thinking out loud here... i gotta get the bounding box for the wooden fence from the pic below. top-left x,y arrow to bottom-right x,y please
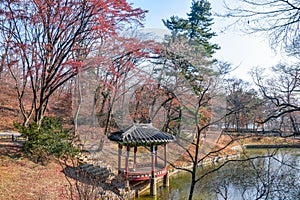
0,133 -> 26,142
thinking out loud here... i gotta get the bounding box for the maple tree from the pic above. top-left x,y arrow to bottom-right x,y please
0,0 -> 146,126
72,32 -> 160,135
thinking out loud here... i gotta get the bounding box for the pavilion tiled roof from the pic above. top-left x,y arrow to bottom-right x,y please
108,123 -> 175,146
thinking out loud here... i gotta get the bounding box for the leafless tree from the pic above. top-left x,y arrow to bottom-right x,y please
225,78 -> 263,132
252,64 -> 300,134
223,0 -> 300,52
252,64 -> 300,136
73,32 -> 158,136
154,35 -> 233,200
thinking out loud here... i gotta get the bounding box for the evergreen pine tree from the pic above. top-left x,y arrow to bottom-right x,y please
162,0 -> 219,57
163,16 -> 189,39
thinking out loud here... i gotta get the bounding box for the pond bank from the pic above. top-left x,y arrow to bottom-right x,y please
134,152 -> 242,198
135,139 -> 300,198
245,144 -> 300,149
139,148 -> 300,200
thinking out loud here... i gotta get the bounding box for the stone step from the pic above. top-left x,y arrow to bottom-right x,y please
87,166 -> 103,174
93,169 -> 111,176
78,163 -> 93,169
77,164 -> 114,182
81,165 -> 95,171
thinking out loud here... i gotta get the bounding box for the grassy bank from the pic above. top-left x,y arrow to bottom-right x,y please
0,142 -> 73,200
1,135 -> 299,199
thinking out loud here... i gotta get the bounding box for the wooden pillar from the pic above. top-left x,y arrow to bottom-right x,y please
150,144 -> 157,196
118,144 -> 122,174
125,145 -> 130,179
164,144 -> 167,167
151,144 -> 155,177
150,177 -> 157,196
163,144 -> 169,187
155,145 -> 158,167
133,146 -> 137,171
163,171 -> 169,187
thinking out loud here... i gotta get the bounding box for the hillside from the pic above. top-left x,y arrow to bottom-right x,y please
0,142 -> 73,200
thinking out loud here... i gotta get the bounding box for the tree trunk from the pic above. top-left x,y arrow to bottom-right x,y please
235,112 -> 239,132
91,67 -> 101,127
188,179 -> 196,200
188,125 -> 201,200
73,75 -> 82,133
104,100 -> 112,135
290,115 -> 299,133
91,86 -> 101,127
35,100 -> 48,127
22,115 -> 31,127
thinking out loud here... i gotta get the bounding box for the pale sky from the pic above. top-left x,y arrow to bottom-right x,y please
127,0 -> 282,82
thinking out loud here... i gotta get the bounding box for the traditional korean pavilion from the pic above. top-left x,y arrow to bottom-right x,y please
108,123 -> 175,196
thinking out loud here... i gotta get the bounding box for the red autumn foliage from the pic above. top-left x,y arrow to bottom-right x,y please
0,0 -> 147,126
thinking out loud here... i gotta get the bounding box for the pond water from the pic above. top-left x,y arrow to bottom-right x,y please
139,148 -> 300,200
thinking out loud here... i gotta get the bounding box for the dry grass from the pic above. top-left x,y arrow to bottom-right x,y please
0,142 -> 73,200
238,135 -> 300,145
0,134 -> 298,199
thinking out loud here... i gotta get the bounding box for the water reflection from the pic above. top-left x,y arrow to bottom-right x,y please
139,149 -> 300,200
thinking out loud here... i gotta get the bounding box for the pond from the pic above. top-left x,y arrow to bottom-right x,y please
138,148 -> 300,200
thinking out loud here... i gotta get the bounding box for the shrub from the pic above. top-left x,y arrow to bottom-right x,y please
16,117 -> 79,165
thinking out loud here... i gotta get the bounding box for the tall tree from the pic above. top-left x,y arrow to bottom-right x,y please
73,31 -> 159,136
224,0 -> 300,133
163,0 -> 220,57
155,31 -> 228,200
252,64 -> 300,135
161,0 -> 220,97
225,78 -> 263,131
159,3 -> 229,199
0,0 -> 145,126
